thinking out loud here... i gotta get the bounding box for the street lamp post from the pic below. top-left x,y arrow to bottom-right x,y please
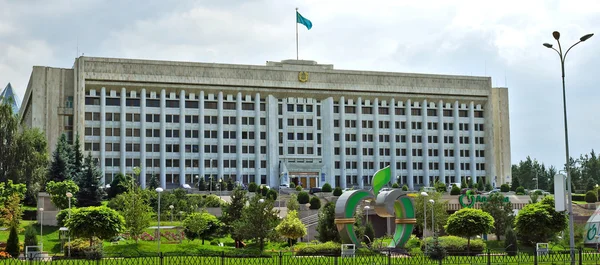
364,205 -> 371,224
543,30 -> 594,265
66,192 -> 73,257
429,199 -> 435,235
156,187 -> 164,254
420,192 -> 428,238
39,207 -> 44,252
169,205 -> 174,223
195,175 -> 199,191
219,178 -> 223,198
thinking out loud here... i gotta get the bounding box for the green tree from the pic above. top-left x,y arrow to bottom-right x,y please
148,174 -> 159,190
248,182 -> 257,192
183,211 -> 221,244
0,99 -> 18,184
266,189 -> 278,200
66,206 -> 125,246
232,195 -> 279,251
316,202 -> 340,243
48,134 -> 74,183
364,222 -> 375,247
108,173 -> 132,198
76,154 -> 105,207
450,185 -> 460,195
275,210 -> 306,246
6,225 -> 19,258
13,128 -> 48,205
0,193 -> 24,227
287,193 -> 300,212
46,180 -> 79,210
445,208 -> 494,252
415,192 -> 449,233
515,186 -> 525,195
505,227 -> 518,256
461,178 -> 468,189
435,181 -> 447,193
120,187 -> 152,242
24,225 -> 38,247
197,177 -> 206,191
500,184 -> 510,192
477,178 -> 485,191
510,174 -> 520,192
481,192 -> 513,240
72,133 -> 84,181
586,178 -> 597,193
514,196 -> 567,246
586,191 -> 598,203
220,187 -> 247,244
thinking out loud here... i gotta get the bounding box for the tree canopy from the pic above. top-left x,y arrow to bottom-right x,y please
445,208 -> 494,251
76,154 -> 105,207
46,180 -> 79,210
275,210 -> 306,246
183,211 -> 221,245
232,195 -> 279,250
514,196 -> 567,246
66,206 -> 125,246
481,192 -> 513,240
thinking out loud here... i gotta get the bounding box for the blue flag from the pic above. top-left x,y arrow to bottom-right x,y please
296,11 -> 312,30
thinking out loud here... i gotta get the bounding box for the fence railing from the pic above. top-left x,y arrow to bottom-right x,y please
5,248 -> 600,265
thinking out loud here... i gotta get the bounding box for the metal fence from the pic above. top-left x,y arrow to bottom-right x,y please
5,249 -> 600,265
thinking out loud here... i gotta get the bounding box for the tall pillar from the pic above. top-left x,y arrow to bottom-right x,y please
322,98 -> 335,187
422,100 -> 430,187
406,100 -> 414,190
217,92 -> 224,183
235,93 -> 243,182
255,94 -> 263,185
373,98 -> 380,186
266,95 -> 279,187
357,97 -> 364,189
100,87 -> 106,185
159,89 -> 166,189
453,101 -> 461,183
339,97 -> 347,189
438,100 -> 446,184
469,102 -> 477,183
140,88 -> 147,189
198,91 -> 205,184
179,90 -> 186,186
120,87 -> 126,175
389,98 -> 397,186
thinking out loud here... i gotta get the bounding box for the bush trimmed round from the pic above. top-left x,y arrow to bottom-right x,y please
392,183 -> 400,188
322,183 -> 332,192
289,183 -> 296,188
586,190 -> 598,203
333,187 -> 343,196
248,182 -> 257,192
500,184 -> 510,192
450,185 -> 460,195
297,191 -> 310,204
515,186 -> 525,195
295,186 -> 302,191
309,196 -> 321,209
402,185 -> 409,191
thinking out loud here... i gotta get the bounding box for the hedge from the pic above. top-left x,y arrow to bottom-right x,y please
422,236 -> 486,255
572,193 -> 586,202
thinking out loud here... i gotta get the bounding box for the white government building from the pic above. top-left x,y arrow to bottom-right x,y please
19,57 -> 511,190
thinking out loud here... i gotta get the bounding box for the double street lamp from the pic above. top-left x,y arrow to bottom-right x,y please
543,30 -> 594,265
66,192 -> 73,257
156,187 -> 164,254
421,192 -> 428,238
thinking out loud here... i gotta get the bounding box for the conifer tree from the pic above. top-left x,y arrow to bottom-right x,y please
76,154 -> 105,207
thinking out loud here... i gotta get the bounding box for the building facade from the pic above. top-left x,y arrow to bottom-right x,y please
19,57 -> 511,189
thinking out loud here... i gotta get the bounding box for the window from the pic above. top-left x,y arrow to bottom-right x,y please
147,99 -> 159,107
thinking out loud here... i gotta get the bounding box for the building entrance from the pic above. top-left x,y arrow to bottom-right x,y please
290,172 -> 319,188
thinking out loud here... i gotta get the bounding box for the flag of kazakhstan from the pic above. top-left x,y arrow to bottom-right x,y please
296,11 -> 312,30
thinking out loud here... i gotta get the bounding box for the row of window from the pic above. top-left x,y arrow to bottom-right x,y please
333,105 -> 484,118
279,104 -> 315,114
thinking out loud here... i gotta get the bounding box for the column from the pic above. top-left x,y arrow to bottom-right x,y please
422,100 -> 430,187
120,87 -> 126,175
179,90 -> 186,186
389,98 -> 396,186
357,97 -> 364,189
217,92 -> 224,183
373,98 -> 380,186
469,102 -> 477,183
159,89 -> 166,189
198,91 -> 205,184
140,88 -> 147,189
406,100 -> 414,190
321,97 -> 335,187
438,100 -> 446,184
235,92 -> 243,182
453,101 -> 461,183
339,97 -> 346,189
266,95 -> 279,187
255,94 -> 262,185
100,87 -> 106,185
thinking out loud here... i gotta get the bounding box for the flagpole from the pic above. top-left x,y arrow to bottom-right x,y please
295,7 -> 299,60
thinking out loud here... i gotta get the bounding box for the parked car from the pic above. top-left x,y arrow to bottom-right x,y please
483,189 -> 501,195
423,187 -> 436,193
309,187 -> 322,194
530,189 -> 550,195
461,188 -> 483,195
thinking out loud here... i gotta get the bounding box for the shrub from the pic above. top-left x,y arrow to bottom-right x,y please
309,196 -> 321,210
405,235 -> 421,249
333,187 -> 343,196
364,222 -> 375,246
259,185 -> 269,196
485,183 -> 493,191
392,183 -> 400,188
266,189 -> 278,201
210,239 -> 221,246
435,182 -> 447,193
296,241 -> 341,256
6,226 -> 19,258
297,191 -> 310,204
248,182 -> 257,192
505,227 -> 518,256
64,238 -> 103,259
24,226 -> 38,247
450,185 -> 461,195
500,184 -> 510,192
425,235 -> 447,261
203,195 -> 223,207
227,180 -> 234,191
516,186 -> 525,195
572,194 -> 586,201
402,185 -> 409,191
296,186 -> 302,191
289,183 -> 296,188
586,191 -> 598,203
422,236 -> 486,255
322,183 -> 332,192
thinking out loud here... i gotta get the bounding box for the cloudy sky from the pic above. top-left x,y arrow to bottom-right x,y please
1,0 -> 599,169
